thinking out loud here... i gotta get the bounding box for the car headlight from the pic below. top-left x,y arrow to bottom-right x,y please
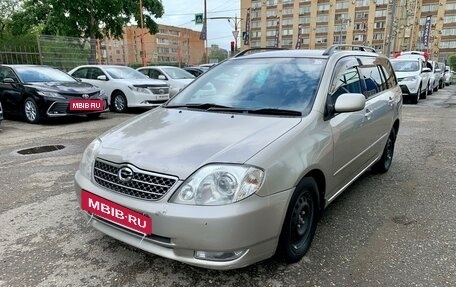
171,164 -> 264,206
37,90 -> 66,99
128,86 -> 152,94
79,138 -> 101,179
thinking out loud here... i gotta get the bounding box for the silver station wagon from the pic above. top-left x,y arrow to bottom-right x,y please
75,45 -> 402,270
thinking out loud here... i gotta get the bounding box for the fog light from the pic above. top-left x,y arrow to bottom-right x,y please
194,249 -> 248,262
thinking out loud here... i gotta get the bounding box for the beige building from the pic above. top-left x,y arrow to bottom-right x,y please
100,25 -> 205,66
240,0 -> 456,61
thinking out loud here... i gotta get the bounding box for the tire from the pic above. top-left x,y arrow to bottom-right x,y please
275,178 -> 319,263
87,113 -> 101,119
428,83 -> 433,95
110,91 -> 128,113
411,87 -> 420,104
23,97 -> 41,124
372,128 -> 396,174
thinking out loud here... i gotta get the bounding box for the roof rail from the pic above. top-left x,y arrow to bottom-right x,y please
233,47 -> 287,58
323,44 -> 376,55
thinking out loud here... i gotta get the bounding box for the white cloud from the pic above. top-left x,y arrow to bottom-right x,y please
156,0 -> 240,50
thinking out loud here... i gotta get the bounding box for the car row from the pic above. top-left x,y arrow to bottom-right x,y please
0,63 -> 200,123
75,45 -> 402,270
391,51 -> 451,104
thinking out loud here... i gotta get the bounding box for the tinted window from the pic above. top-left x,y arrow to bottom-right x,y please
0,67 -> 19,82
87,68 -> 106,80
72,68 -> 89,79
162,67 -> 195,79
383,60 -> 398,88
149,69 -> 162,79
329,57 -> 362,105
359,65 -> 386,97
391,60 -> 420,72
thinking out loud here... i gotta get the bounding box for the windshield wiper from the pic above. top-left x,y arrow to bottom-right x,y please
165,103 -> 234,110
246,108 -> 302,116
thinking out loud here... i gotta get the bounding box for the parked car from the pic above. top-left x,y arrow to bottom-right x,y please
75,45 -> 402,270
68,65 -> 170,113
0,65 -> 108,124
437,62 -> 446,89
395,52 -> 437,94
444,65 -> 453,86
183,67 -> 206,77
391,58 -> 430,104
0,101 -> 3,125
137,66 -> 195,97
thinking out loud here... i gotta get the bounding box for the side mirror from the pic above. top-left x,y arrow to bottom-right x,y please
158,75 -> 167,80
97,75 -> 108,81
334,93 -> 366,113
3,77 -> 15,83
422,68 -> 431,73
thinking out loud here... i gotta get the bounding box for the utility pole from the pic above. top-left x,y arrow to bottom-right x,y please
386,0 -> 398,57
204,0 -> 208,63
139,0 -> 146,66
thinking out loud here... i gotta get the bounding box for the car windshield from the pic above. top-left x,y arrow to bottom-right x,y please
15,66 -> 76,83
162,67 -> 195,79
166,57 -> 326,116
104,66 -> 149,79
391,61 -> 420,72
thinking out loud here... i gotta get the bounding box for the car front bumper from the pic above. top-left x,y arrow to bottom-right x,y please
46,99 -> 109,117
74,170 -> 292,270
127,91 -> 170,108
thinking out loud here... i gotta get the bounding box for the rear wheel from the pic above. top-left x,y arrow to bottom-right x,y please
23,97 -> 41,124
372,128 -> 396,173
276,178 -> 319,263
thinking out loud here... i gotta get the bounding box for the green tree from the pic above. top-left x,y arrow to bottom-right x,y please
10,0 -> 164,39
447,55 -> 456,72
0,0 -> 22,36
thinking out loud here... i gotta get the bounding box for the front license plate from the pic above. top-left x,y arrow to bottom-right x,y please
70,99 -> 104,111
81,190 -> 152,235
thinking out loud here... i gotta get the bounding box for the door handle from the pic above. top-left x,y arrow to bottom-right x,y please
365,108 -> 373,120
388,97 -> 394,106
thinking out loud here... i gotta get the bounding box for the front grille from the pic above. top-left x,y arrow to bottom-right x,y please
149,86 -> 170,95
93,159 -> 178,200
61,91 -> 100,98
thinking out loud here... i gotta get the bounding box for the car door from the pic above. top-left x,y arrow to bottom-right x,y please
357,56 -> 396,161
327,57 -> 374,196
0,66 -> 24,115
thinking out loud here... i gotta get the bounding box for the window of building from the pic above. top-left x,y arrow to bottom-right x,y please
316,37 -> 328,43
267,10 -> 277,17
355,12 -> 369,19
336,1 -> 349,9
282,8 -> 293,15
267,20 -> 278,27
355,0 -> 370,6
317,15 -> 329,22
282,18 -> 293,26
299,17 -> 311,24
252,1 -> 262,9
266,29 -> 277,37
317,4 -> 330,11
334,35 -> 347,43
374,21 -> 385,29
316,26 -> 328,33
422,4 -> 438,12
446,3 -> 456,10
300,6 -> 311,14
282,28 -> 293,36
266,40 -> 276,47
353,34 -> 365,41
252,31 -> 262,38
375,10 -> 387,17
282,39 -> 293,46
252,21 -> 261,28
335,13 -> 348,21
266,0 -> 277,6
373,33 -> 383,40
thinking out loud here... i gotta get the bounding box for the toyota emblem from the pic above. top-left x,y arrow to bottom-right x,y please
118,167 -> 133,182
82,94 -> 89,99
158,89 -> 164,94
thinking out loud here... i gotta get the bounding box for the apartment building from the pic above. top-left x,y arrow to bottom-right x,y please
240,0 -> 456,61
100,25 -> 205,66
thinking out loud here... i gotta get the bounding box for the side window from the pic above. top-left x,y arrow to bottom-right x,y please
329,57 -> 362,106
88,68 -> 106,80
138,69 -> 149,77
382,60 -> 397,88
149,70 -> 162,79
72,68 -> 89,79
0,67 -> 19,82
358,65 -> 386,97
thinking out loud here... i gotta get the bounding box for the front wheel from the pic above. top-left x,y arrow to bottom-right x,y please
110,92 -> 128,113
23,97 -> 41,124
411,87 -> 420,104
372,128 -> 396,173
275,178 -> 319,263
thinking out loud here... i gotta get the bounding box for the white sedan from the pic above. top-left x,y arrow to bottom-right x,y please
137,66 -> 195,97
68,65 -> 170,112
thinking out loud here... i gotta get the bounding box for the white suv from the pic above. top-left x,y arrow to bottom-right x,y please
391,58 -> 430,104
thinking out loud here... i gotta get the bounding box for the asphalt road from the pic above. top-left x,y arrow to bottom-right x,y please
0,88 -> 455,287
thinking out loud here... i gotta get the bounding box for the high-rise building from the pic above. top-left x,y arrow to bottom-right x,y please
240,0 -> 456,61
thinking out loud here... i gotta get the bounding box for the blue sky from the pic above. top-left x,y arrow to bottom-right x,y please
156,0 -> 241,50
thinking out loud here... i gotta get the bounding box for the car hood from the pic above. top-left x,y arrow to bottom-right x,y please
97,108 -> 301,179
25,81 -> 99,94
113,78 -> 168,86
395,71 -> 420,79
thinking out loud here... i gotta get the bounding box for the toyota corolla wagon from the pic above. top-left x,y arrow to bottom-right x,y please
75,45 -> 402,270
